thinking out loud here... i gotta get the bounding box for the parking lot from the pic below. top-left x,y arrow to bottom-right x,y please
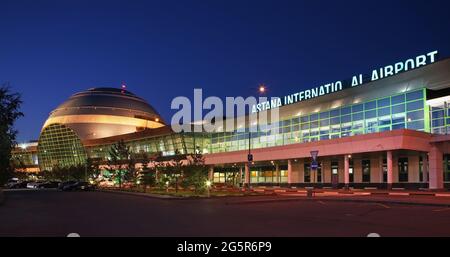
1,190 -> 450,237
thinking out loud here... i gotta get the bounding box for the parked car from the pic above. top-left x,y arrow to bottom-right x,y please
4,178 -> 20,188
58,181 -> 78,191
8,181 -> 30,189
38,181 -> 60,189
59,181 -> 96,191
26,181 -> 43,189
73,182 -> 96,191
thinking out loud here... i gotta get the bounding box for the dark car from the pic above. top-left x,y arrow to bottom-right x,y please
9,181 -> 30,189
38,181 -> 60,189
58,181 -> 78,191
60,181 -> 95,191
73,182 -> 96,191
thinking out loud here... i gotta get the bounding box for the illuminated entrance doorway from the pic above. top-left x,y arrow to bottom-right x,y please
250,163 -> 288,185
213,167 -> 241,186
331,161 -> 339,188
304,162 -> 322,183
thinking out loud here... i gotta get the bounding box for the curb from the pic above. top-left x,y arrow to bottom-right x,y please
254,188 -> 450,197
98,189 -> 184,199
98,189 -> 268,200
226,196 -> 450,208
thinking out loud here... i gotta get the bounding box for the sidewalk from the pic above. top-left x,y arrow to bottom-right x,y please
226,194 -> 450,207
100,187 -> 450,207
98,188 -> 265,200
228,187 -> 450,207
250,187 -> 450,197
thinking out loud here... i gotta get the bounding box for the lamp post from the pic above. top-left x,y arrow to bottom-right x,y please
247,132 -> 252,192
246,84 -> 266,192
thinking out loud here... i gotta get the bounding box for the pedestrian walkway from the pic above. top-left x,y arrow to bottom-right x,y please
247,186 -> 450,197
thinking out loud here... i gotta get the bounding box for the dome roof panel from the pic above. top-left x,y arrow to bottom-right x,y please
50,87 -> 161,119
42,87 -> 166,140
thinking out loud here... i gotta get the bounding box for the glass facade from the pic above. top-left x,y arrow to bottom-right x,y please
213,168 -> 241,185
87,132 -> 211,161
210,88 -> 428,154
37,123 -> 87,171
444,155 -> 450,182
250,165 -> 288,184
12,151 -> 38,166
430,101 -> 450,134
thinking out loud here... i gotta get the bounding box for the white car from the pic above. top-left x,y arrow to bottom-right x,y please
26,182 -> 42,189
5,178 -> 20,188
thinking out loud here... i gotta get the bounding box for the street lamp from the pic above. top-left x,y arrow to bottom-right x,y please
206,180 -> 212,197
246,84 -> 267,192
258,84 -> 266,94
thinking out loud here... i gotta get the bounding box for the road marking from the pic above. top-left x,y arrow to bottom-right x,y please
286,193 -> 306,196
67,233 -> 80,237
435,194 -> 450,197
317,200 -> 327,205
367,233 -> 381,237
389,192 -> 409,196
432,208 -> 450,212
375,203 -> 391,209
322,192 -> 339,195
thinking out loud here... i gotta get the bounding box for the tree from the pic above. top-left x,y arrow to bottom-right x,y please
155,162 -> 173,190
10,155 -> 26,173
85,157 -> 101,182
182,154 -> 208,194
139,153 -> 156,192
0,84 -> 23,184
107,140 -> 133,188
167,157 -> 184,193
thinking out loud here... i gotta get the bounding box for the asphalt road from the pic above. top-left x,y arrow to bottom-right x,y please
1,190 -> 450,237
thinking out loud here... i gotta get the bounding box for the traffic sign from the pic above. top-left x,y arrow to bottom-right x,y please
310,150 -> 319,161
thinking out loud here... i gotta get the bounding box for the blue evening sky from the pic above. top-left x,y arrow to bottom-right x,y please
1,0 -> 450,141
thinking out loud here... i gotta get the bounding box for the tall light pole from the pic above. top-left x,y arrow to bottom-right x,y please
247,130 -> 252,191
247,84 -> 266,191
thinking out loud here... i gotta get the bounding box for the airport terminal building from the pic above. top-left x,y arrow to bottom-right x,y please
12,51 -> 450,190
